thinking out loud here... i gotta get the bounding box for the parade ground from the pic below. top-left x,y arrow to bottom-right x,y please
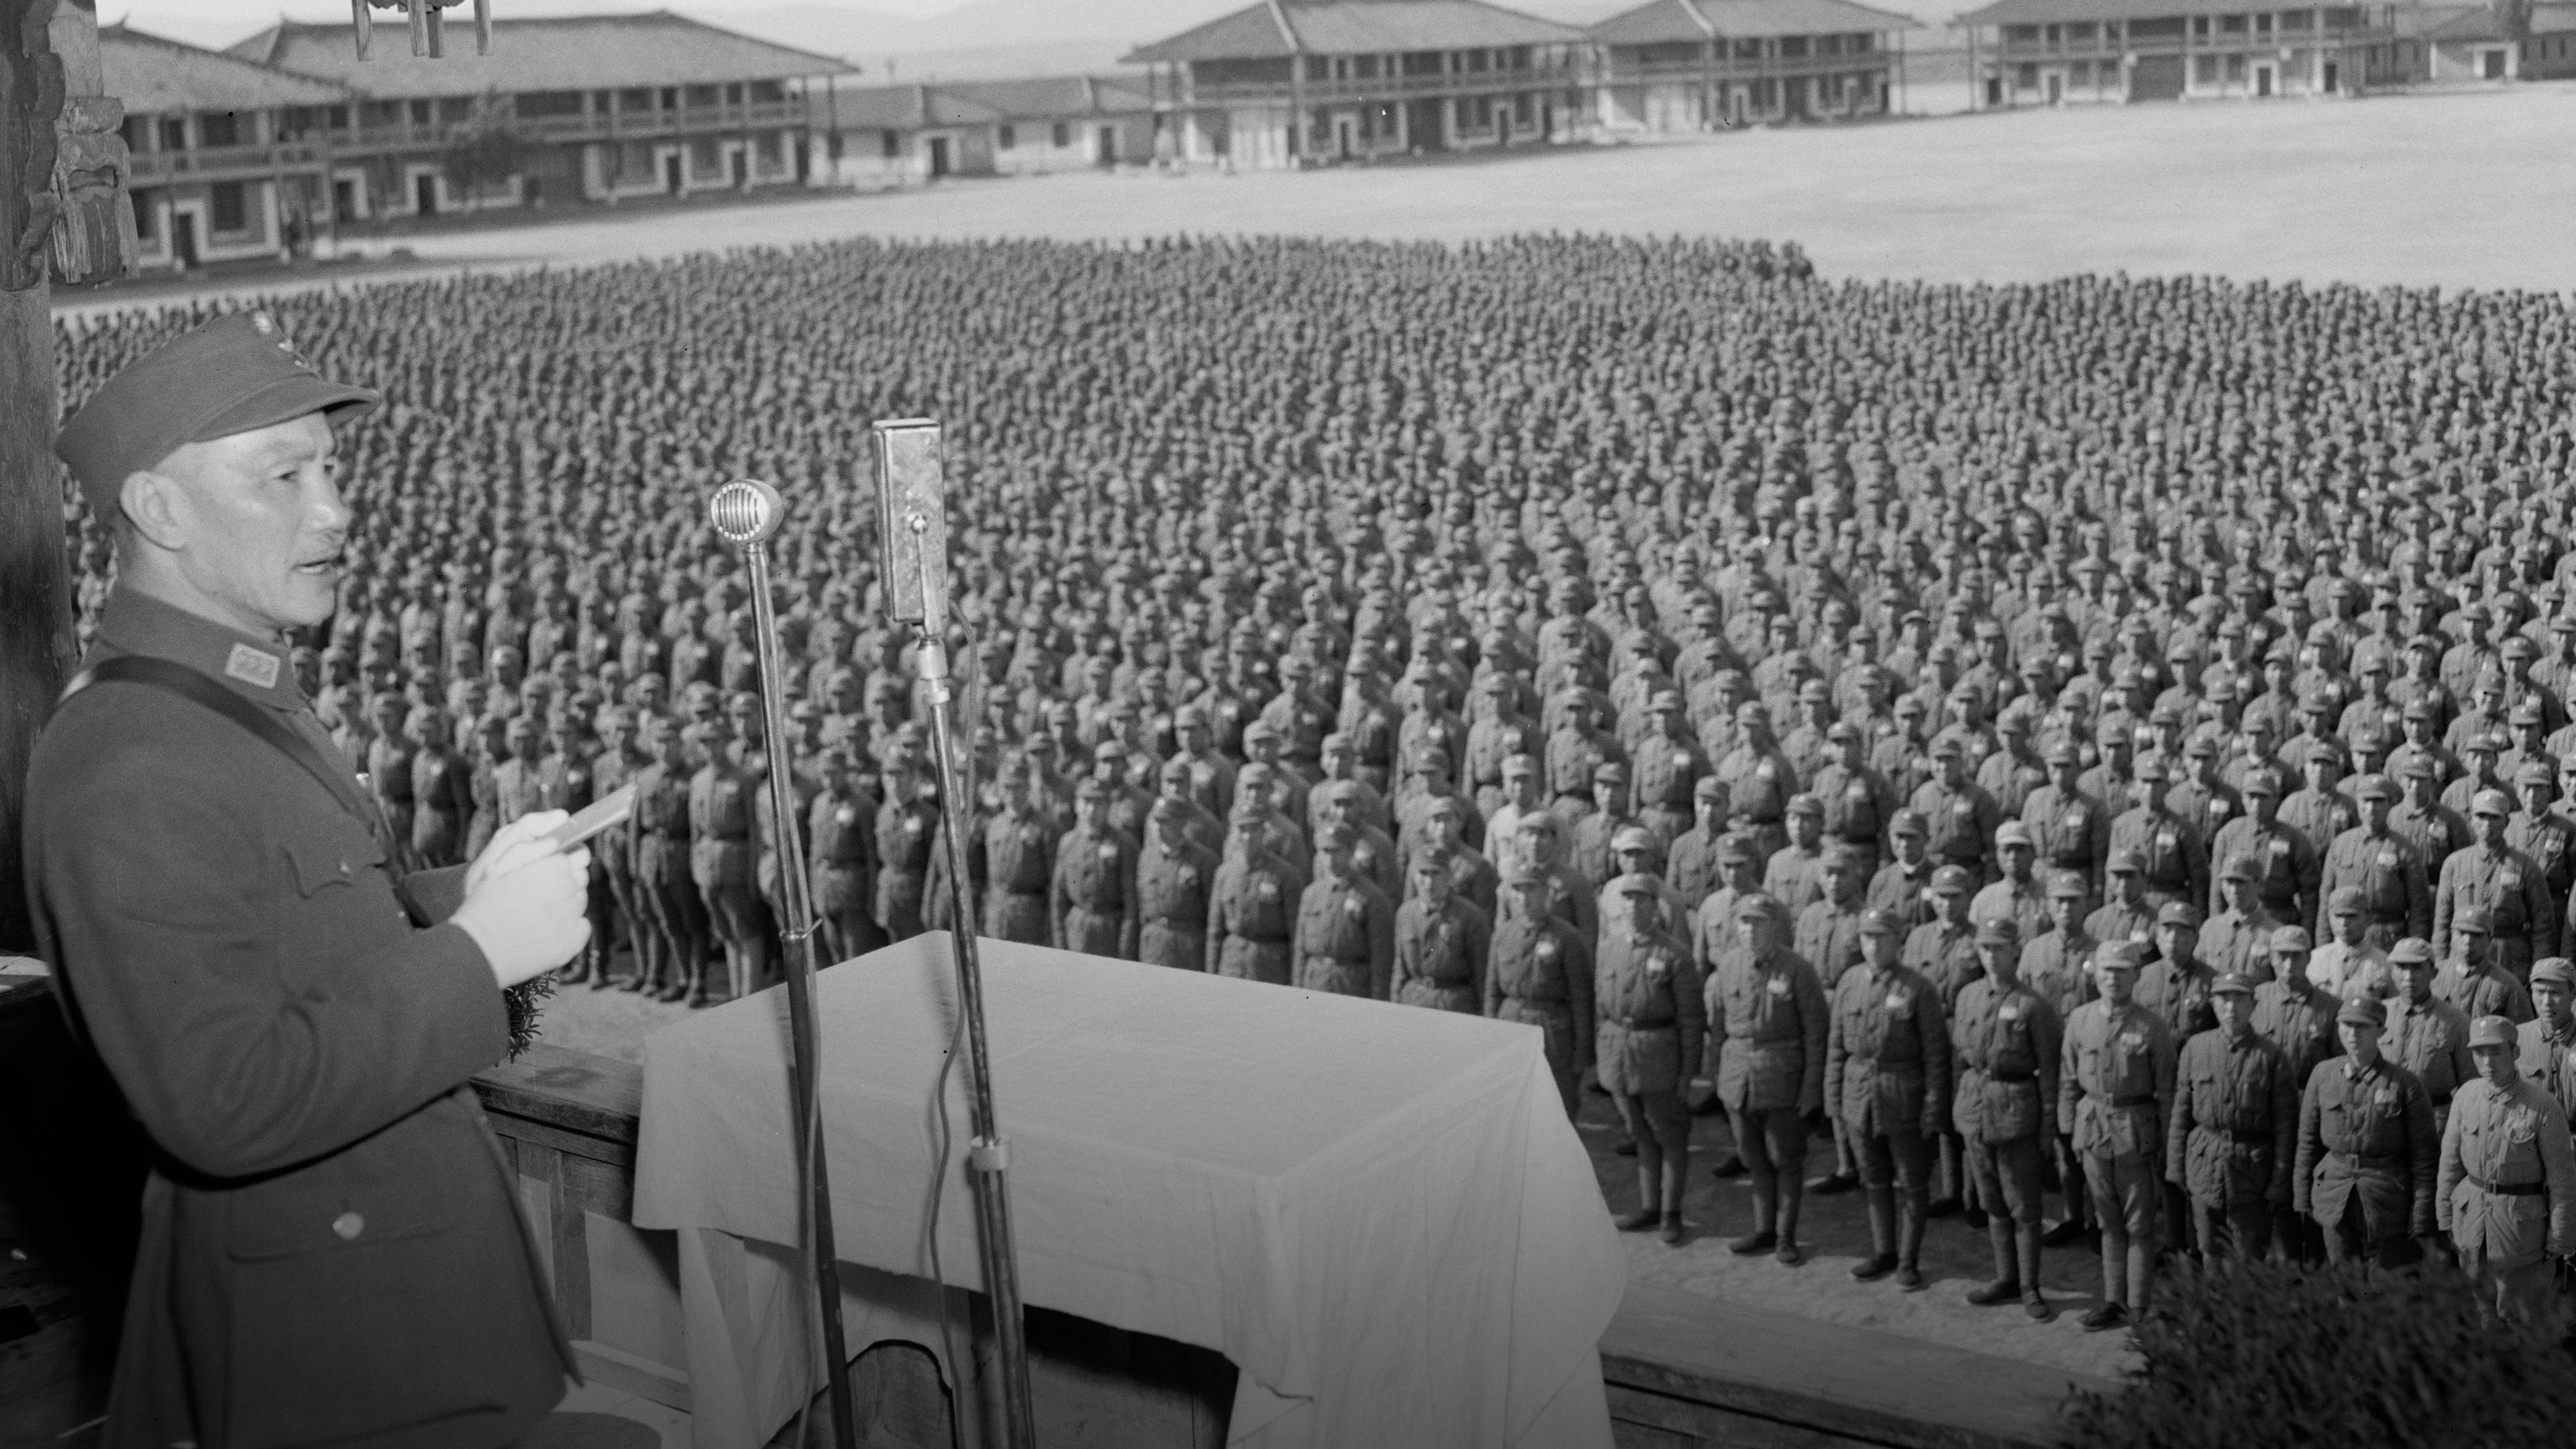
57,79 -> 2576,323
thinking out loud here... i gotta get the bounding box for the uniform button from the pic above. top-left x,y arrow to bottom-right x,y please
332,1211 -> 364,1240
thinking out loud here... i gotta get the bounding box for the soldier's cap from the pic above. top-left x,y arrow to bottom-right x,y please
1695,775 -> 1727,800
2400,696 -> 2438,720
2220,855 -> 2257,883
1931,735 -> 1966,759
1593,759 -> 1629,786
2402,754 -> 2439,780
1611,824 -> 1655,853
1977,917 -> 2020,947
1715,835 -> 1754,864
2327,885 -> 2365,914
1149,795 -> 1186,821
2518,759 -> 2556,788
2106,847 -> 2144,874
2510,696 -> 2545,724
2467,732 -> 2504,756
1826,720 -> 1861,745
2212,971 -> 2257,997
2472,788 -> 2514,818
2043,737 -> 2080,765
1896,694 -> 1927,716
2335,994 -> 2388,1030
1996,820 -> 2034,850
1859,908 -> 1902,938
2134,759 -> 2169,783
2157,902 -> 2201,930
1931,865 -> 1973,896
2150,703 -> 2185,725
2408,634 -> 2443,653
2272,926 -> 2313,953
1313,820 -> 1357,851
2095,941 -> 2145,973
1890,808 -> 1927,837
1075,776 -> 1107,800
2469,1014 -> 2517,1051
1719,892 -> 1778,924
2356,773 -> 2397,801
2186,733 -> 2219,759
1648,688 -> 1684,712
1787,792 -> 1824,818
1502,755 -> 1536,779
2047,869 -> 2088,899
2455,904 -> 2493,934
2244,768 -> 2282,797
1173,703 -> 1208,727
2555,615 -> 2576,635
2506,637 -> 2538,661
1799,678 -> 1831,702
2532,957 -> 2576,990
1325,778 -> 1368,802
1242,717 -> 1279,743
54,311 -> 382,520
2389,936 -> 2436,967
1998,710 -> 2036,737
1735,699 -> 1776,726
1424,793 -> 1464,819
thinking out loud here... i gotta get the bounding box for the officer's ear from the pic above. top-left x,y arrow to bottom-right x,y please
119,466 -> 193,553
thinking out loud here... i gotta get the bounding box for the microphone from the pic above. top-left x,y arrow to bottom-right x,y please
704,478 -> 858,1449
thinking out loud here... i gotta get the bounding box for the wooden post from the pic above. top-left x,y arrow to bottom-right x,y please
3,0 -> 126,952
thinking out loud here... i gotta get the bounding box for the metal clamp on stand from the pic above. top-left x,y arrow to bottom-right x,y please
875,417 -> 1039,1449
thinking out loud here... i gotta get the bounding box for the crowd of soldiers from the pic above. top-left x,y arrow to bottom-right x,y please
54,235 -> 2576,1330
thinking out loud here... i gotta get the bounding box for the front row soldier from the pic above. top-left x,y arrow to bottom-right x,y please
1952,917 -> 2065,1320
1489,869 -> 1597,1118
1826,908 -> 1951,1291
1709,895 -> 1831,1263
2438,1015 -> 2576,1321
2517,957 -> 2576,1118
2060,943 -> 2175,1332
2168,973 -> 2298,1264
1294,820 -> 1396,998
1599,890 -> 1706,1244
2294,996 -> 2441,1269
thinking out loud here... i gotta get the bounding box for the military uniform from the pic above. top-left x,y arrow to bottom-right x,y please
1392,892 -> 1492,1012
1826,939 -> 1951,1283
2169,1010 -> 2298,1260
2059,971 -> 2176,1318
1487,883 -> 1598,1117
1597,910 -> 1707,1237
2320,815 -> 2432,951
1951,962 -> 2063,1311
808,779 -> 883,963
2432,837 -> 2557,977
979,808 -> 1057,946
2438,1058 -> 2576,1320
1293,866 -> 1395,998
1208,839 -> 1303,984
2296,1030 -> 2440,1266
1054,820 -> 1142,959
1709,919 -> 1831,1254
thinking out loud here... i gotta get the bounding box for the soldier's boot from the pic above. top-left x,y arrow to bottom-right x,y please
2017,1220 -> 2053,1320
1613,1165 -> 1662,1232
1896,1193 -> 1929,1291
1776,1179 -> 1808,1265
1729,1190 -> 1778,1256
2128,1238 -> 2155,1319
1852,1187 -> 1898,1281
1815,1121 -> 1860,1195
1928,1135 -> 1965,1216
2043,1141 -> 2090,1245
1658,1160 -> 1689,1246
1967,1219 -> 2020,1305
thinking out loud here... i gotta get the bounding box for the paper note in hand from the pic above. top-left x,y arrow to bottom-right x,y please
545,784 -> 636,853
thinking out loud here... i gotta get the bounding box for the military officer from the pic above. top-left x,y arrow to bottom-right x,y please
1208,807 -> 1302,984
980,756 -> 1057,945
1293,820 -> 1397,998
2439,1016 -> 2576,1321
2059,943 -> 2176,1332
2169,973 -> 2298,1262
1487,869 -> 1598,1118
2296,996 -> 2441,1268
1825,909 -> 1951,1291
1055,777 -> 1142,959
1137,796 -> 1222,971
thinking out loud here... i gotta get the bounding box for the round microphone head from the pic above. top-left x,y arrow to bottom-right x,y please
708,478 -> 785,546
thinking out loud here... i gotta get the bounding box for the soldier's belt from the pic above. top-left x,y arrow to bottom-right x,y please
1612,1016 -> 1678,1030
2108,1091 -> 2158,1109
2225,1128 -> 2277,1146
2467,1173 -> 2546,1196
2367,910 -> 2409,924
1003,885 -> 1046,897
1502,992 -> 1570,1010
2431,1091 -> 2453,1107
2332,1149 -> 2406,1169
1984,1067 -> 2038,1084
1869,1055 -> 1924,1071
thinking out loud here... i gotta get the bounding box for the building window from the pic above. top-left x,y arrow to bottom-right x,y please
999,124 -> 1016,149
129,190 -> 156,239
2196,54 -> 2220,81
881,129 -> 900,159
690,138 -> 719,175
1052,121 -> 1069,147
209,181 -> 248,233
200,112 -> 240,147
2018,62 -> 2040,88
2226,52 -> 2247,78
121,115 -> 148,152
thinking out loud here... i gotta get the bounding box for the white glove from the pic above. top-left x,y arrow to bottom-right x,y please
453,841 -> 595,990
466,810 -> 572,898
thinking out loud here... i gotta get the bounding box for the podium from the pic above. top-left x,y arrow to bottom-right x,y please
630,934 -> 1625,1449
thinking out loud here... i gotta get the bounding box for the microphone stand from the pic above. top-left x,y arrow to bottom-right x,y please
722,489 -> 859,1449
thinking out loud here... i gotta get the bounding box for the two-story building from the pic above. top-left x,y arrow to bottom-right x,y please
104,25 -> 356,270
226,11 -> 857,219
1591,0 -> 1915,130
1124,0 -> 1591,168
2528,2 -> 2576,77
820,75 -> 1159,186
1955,0 -> 2396,103
2360,3 -> 2520,83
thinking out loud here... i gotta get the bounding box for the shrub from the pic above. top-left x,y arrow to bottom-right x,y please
2064,1259 -> 2576,1449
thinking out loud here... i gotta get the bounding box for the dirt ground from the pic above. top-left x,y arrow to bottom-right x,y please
54,81 -> 2576,327
536,961 -> 2142,1383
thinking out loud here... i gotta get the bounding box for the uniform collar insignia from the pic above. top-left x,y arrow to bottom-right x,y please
225,643 -> 282,690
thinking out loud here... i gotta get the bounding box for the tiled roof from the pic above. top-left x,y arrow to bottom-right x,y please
1126,0 -> 1582,63
1962,0 -> 2374,22
934,75 -> 1156,119
825,83 -> 1005,130
226,10 -> 855,99
105,23 -> 352,115
1592,0 -> 1914,43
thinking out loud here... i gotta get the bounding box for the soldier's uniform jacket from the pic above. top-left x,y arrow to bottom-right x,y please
1901,918 -> 1982,1012
1864,856 -> 1937,930
2295,1055 -> 2439,1236
2508,811 -> 2576,902
2434,960 -> 2536,1026
1715,741 -> 1797,830
1762,841 -> 1829,918
1136,835 -> 1221,967
2059,999 -> 2177,1160
2386,992 -> 2477,1132
25,590 -> 569,1449
2438,1076 -> 2576,1268
978,810 -> 1056,941
2136,955 -> 2220,1040
1709,946 -> 1830,1114
1825,963 -> 1952,1139
2084,897 -> 2159,959
1812,761 -> 1894,855
2207,817 -> 2318,921
1794,896 -> 1871,989
1053,824 -> 1141,959
2253,978 -> 2343,1092
1485,892 -> 1597,1053
1293,870 -> 1396,998
1595,927 -> 1707,1097
2433,844 -> 2558,963
2169,1027 -> 2299,1207
2022,783 -> 2110,879
2110,806 -> 2208,904
1950,977 -> 2063,1144
2279,786 -> 2363,860
1392,894 -> 1492,1011
2320,826 -> 2432,936
1911,777 -> 2002,875
1967,875 -> 2051,947
1664,825 -> 1727,916
2020,927 -> 2100,1022
2514,1018 -> 2576,1122
2389,798 -> 2472,890
1208,845 -> 1302,982
1632,733 -> 1709,828
2198,906 -> 2285,981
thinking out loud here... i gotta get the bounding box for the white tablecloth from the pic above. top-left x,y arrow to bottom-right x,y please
631,933 -> 1624,1449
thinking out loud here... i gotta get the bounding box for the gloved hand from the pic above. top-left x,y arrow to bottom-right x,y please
466,810 -> 574,898
453,835 -> 594,990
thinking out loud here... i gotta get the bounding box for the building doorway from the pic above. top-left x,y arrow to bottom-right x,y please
2322,60 -> 2339,91
1986,75 -> 2004,105
928,136 -> 951,176
730,148 -> 747,187
1098,125 -> 1118,164
171,210 -> 199,268
2255,64 -> 2274,95
663,154 -> 682,193
1404,97 -> 1446,149
414,173 -> 438,215
332,178 -> 357,222
1334,117 -> 1354,158
2482,47 -> 2506,78
2046,72 -> 2063,102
